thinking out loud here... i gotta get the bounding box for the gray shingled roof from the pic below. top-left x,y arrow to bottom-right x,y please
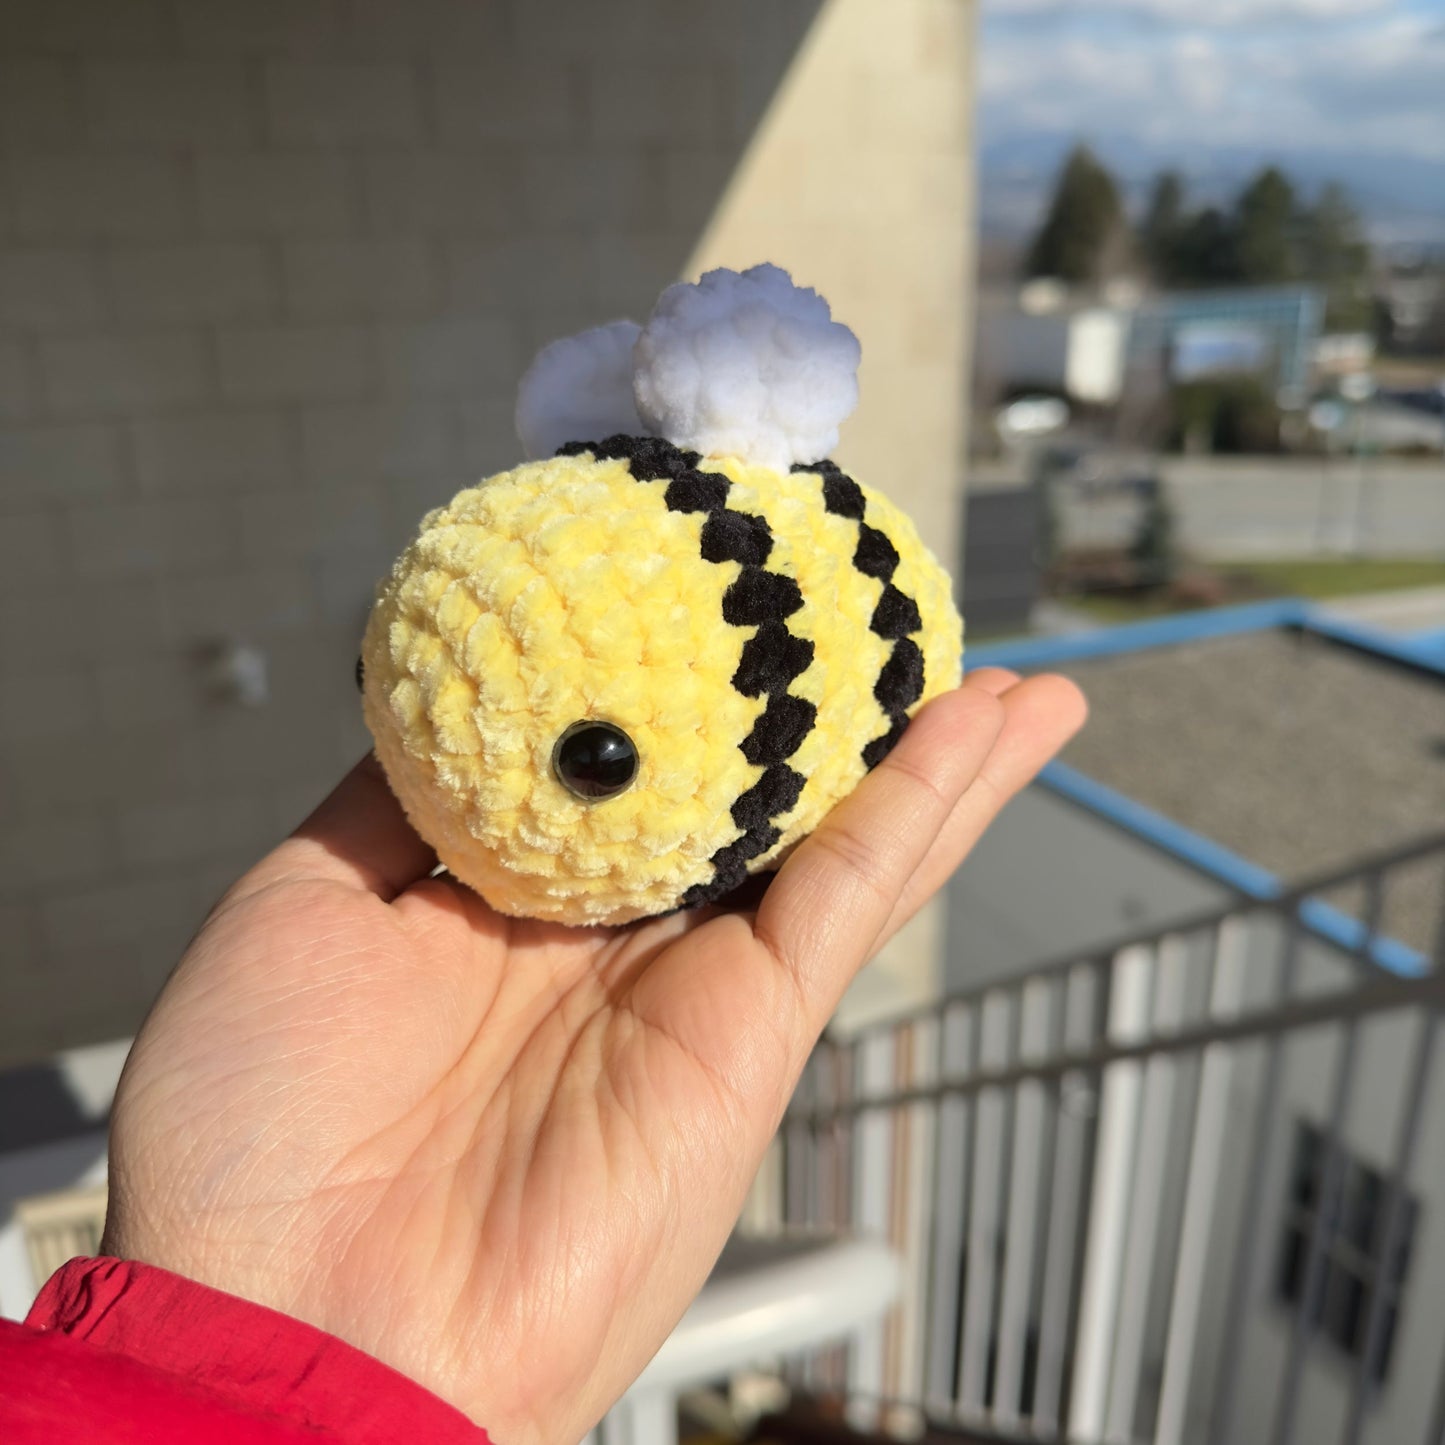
1053,627 -> 1445,955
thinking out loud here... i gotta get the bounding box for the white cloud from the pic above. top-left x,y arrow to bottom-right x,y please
980,9 -> 1445,162
985,0 -> 1393,24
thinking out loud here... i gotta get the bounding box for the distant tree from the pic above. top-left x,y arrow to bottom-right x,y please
1232,166 -> 1300,283
1172,206 -> 1240,286
1123,164 -> 1374,306
1024,145 -> 1128,286
1169,376 -> 1282,454
1303,183 -> 1368,282
1142,170 -> 1187,283
1301,182 -> 1373,329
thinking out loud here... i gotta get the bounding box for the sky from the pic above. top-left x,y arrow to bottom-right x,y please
978,0 -> 1445,204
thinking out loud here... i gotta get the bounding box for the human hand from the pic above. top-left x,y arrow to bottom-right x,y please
101,668 -> 1085,1445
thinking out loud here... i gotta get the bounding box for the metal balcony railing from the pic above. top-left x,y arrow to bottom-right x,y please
749,830 -> 1445,1445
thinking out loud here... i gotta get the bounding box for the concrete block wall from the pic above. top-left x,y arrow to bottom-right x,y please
1,0 -> 977,1066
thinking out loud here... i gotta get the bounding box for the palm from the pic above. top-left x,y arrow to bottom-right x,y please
103,672 -> 1085,1445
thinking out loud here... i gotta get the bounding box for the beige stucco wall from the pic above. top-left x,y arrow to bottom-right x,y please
689,0 -> 977,524
0,0 -> 978,1065
689,0 -> 977,1025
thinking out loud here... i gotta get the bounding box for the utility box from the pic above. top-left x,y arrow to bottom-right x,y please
961,483 -> 1043,637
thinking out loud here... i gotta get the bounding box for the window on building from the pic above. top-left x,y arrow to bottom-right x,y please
1276,1121 -> 1419,1386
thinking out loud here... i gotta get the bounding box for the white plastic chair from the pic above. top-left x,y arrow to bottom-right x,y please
597,1233 -> 901,1445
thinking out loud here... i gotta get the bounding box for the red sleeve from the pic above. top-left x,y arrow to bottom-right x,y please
1,1256 -> 491,1445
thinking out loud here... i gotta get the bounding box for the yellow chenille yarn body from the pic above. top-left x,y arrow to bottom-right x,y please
362,440 -> 962,926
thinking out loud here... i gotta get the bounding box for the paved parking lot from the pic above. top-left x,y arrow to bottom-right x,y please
1053,458 -> 1445,560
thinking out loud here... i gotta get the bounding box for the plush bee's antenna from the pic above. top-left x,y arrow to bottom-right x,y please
633,263 -> 861,473
515,319 -> 644,460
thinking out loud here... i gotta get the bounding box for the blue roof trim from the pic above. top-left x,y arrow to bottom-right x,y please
964,600 -> 1439,977
1039,761 -> 1428,978
1297,609 -> 1445,677
1039,761 -> 1284,899
964,597 -> 1445,679
1039,761 -> 1283,898
965,598 -> 1309,673
1295,899 -> 1430,979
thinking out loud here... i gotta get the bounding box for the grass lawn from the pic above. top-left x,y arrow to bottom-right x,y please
1064,557 -> 1445,625
1218,558 -> 1445,597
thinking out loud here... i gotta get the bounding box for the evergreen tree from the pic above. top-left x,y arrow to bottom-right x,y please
1172,206 -> 1239,286
1142,170 -> 1187,283
1024,145 -> 1127,285
1233,166 -> 1300,283
1303,183 -> 1368,282
1022,152 -> 1374,326
1303,182 -> 1372,328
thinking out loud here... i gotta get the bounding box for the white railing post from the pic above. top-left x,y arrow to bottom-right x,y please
1105,933 -> 1189,1442
955,989 -> 1012,1420
1155,916 -> 1249,1445
1032,961 -> 1102,1436
925,1003 -> 973,1417
1068,944 -> 1153,1442
993,974 -> 1054,1429
847,1029 -> 895,1432
886,1017 -> 938,1429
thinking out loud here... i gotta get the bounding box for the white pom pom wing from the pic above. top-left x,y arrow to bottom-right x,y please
515,319 -> 644,460
633,263 -> 861,472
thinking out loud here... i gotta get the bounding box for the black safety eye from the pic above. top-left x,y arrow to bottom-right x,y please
552,721 -> 638,801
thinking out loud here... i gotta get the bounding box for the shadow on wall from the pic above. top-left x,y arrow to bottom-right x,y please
0,0 -> 824,1067
0,1065 -> 105,1154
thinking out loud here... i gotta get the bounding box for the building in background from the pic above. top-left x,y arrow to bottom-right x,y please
0,0 -> 980,1066
1132,287 -> 1324,394
977,283 -> 1324,420
774,821 -> 1442,1445
977,284 -> 1134,407
935,603 -> 1445,1445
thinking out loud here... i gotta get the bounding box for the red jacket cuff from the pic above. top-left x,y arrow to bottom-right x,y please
8,1256 -> 490,1445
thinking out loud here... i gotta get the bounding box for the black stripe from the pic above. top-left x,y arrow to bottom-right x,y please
560,433 -> 697,484
732,621 -> 814,698
740,694 -> 818,767
701,510 -> 773,566
875,638 -> 924,714
680,764 -> 807,903
793,458 -> 927,771
667,473 -> 730,512
722,571 -> 803,626
861,718 -> 909,771
871,585 -> 923,639
560,435 -> 818,908
853,525 -> 899,580
814,460 -> 865,520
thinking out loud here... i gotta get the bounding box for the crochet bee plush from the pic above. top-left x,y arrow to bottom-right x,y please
361,264 -> 963,926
